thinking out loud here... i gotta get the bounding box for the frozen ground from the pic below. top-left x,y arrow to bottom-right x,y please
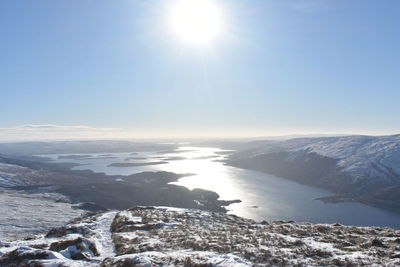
0,188 -> 83,241
1,206 -> 400,266
0,162 -> 84,241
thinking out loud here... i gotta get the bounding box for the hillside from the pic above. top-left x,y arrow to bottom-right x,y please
227,135 -> 400,209
1,206 -> 400,266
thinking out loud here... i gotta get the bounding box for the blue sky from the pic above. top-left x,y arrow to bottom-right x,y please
0,0 -> 399,140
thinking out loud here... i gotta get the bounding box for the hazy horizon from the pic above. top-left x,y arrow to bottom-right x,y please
0,123 -> 399,143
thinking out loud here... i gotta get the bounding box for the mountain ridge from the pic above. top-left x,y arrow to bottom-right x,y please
227,134 -> 400,210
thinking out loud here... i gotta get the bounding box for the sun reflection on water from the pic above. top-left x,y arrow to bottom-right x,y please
42,146 -> 400,227
159,147 -> 241,199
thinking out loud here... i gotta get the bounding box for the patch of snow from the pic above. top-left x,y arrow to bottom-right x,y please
89,211 -> 118,258
117,210 -> 142,223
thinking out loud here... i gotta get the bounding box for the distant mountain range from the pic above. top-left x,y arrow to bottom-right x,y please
227,134 -> 400,210
0,140 -> 176,155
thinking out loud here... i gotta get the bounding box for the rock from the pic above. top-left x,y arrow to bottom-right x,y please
2,206 -> 400,266
73,202 -> 108,212
49,237 -> 99,257
0,248 -> 49,267
370,238 -> 387,248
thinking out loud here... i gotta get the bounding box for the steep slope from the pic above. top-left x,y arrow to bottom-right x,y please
1,206 -> 400,266
229,134 -> 400,193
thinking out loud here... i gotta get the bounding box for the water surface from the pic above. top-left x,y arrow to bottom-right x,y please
43,146 -> 400,228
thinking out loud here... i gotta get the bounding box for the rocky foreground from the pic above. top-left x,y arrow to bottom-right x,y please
1,207 -> 400,266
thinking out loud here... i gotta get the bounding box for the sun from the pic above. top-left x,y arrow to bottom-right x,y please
169,0 -> 224,45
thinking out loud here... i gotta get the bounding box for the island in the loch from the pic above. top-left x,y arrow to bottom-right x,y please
0,153 -> 241,214
108,161 -> 168,167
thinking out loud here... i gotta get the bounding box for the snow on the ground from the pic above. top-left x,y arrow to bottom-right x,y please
110,207 -> 400,266
247,135 -> 400,183
116,210 -> 142,224
0,188 -> 83,241
0,163 -> 30,187
75,211 -> 118,259
104,250 -> 252,266
1,206 -> 400,266
0,210 -> 118,267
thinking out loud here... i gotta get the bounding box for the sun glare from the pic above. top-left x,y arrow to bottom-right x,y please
169,0 -> 224,45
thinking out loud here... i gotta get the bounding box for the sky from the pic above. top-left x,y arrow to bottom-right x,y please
0,0 -> 399,141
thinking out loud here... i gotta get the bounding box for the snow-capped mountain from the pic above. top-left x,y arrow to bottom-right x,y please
229,134 -> 400,193
1,206 -> 400,266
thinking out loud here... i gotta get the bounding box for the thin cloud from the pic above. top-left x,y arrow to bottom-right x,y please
20,124 -> 120,131
0,124 -> 125,142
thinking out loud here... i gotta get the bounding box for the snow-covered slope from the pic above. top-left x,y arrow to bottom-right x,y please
230,134 -> 400,192
0,162 -> 86,241
0,162 -> 38,187
0,188 -> 83,241
1,206 -> 400,266
0,211 -> 118,267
